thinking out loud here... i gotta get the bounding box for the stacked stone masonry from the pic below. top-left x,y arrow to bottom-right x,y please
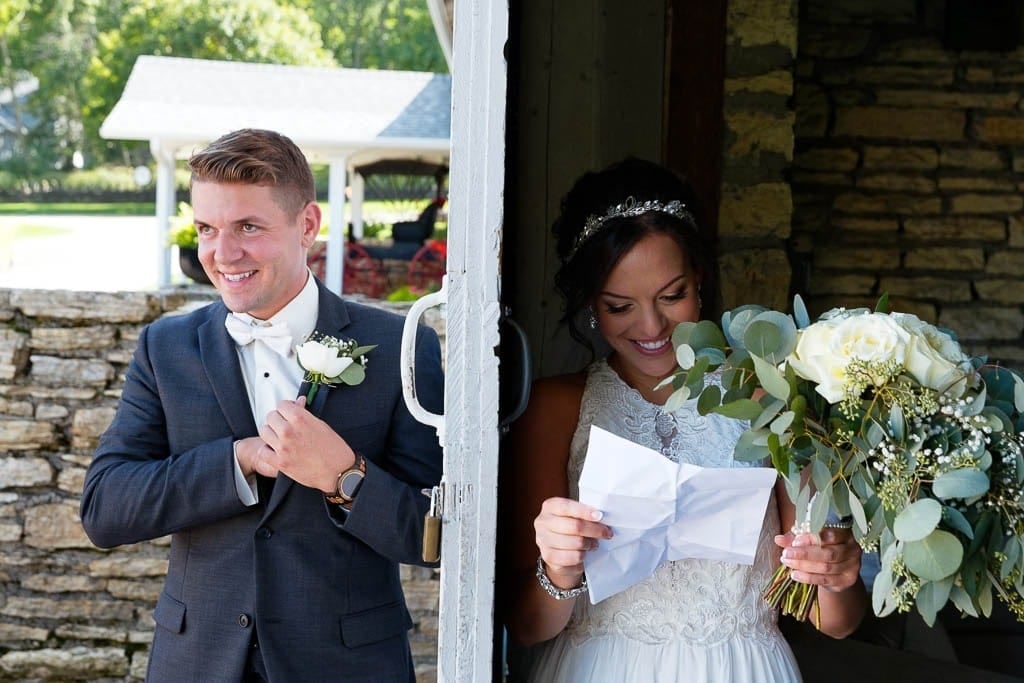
0,288 -> 443,682
793,0 -> 1024,366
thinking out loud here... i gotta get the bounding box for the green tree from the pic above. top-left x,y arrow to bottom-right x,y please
81,0 -> 336,163
1,0 -> 100,174
296,0 -> 447,72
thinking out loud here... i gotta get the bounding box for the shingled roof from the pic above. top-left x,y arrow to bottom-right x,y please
100,55 -> 451,167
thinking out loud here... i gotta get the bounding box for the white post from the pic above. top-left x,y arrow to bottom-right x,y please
436,0 -> 508,679
351,172 -> 365,240
326,157 -> 348,295
151,140 -> 177,287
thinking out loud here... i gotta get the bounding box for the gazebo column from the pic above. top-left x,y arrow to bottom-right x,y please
325,156 -> 349,295
351,172 -> 365,240
151,140 -> 177,287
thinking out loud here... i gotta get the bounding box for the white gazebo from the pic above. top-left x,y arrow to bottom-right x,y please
99,55 -> 451,292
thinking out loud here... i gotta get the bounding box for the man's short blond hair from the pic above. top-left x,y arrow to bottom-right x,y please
188,128 -> 315,217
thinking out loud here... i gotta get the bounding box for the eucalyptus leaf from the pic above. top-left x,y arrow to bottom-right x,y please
915,577 -> 954,627
1001,536 -> 1021,579
949,585 -> 978,617
872,564 -> 894,616
696,347 -> 727,366
350,344 -> 377,356
339,362 -> 366,385
771,410 -> 795,436
793,294 -> 810,329
734,428 -> 771,462
978,579 -> 993,617
675,343 -> 696,370
894,498 -> 942,542
811,458 -> 832,495
671,321 -> 697,348
653,374 -> 675,390
697,384 -> 722,416
722,306 -> 765,349
664,386 -> 691,412
962,384 -> 986,417
848,488 -> 868,535
712,398 -> 763,420
942,506 -> 974,540
904,530 -> 964,581
809,488 -> 830,531
751,354 -> 791,401
687,320 -> 728,352
932,469 -> 990,500
752,399 -> 785,430
744,314 -> 798,365
1015,375 -> 1024,412
889,403 -> 905,442
795,484 -> 811,527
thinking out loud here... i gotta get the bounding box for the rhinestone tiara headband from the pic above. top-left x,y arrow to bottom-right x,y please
567,196 -> 692,261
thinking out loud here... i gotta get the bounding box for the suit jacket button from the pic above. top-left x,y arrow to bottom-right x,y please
238,614 -> 251,628
257,527 -> 272,539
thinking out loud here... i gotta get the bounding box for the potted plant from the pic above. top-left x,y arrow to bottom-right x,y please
168,202 -> 211,285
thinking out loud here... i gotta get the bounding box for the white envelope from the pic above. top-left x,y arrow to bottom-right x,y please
578,425 -> 777,604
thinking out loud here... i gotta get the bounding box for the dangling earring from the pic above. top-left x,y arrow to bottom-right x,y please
588,308 -> 598,330
697,286 -> 703,311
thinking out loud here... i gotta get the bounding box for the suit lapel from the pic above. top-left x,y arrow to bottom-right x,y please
198,304 -> 258,438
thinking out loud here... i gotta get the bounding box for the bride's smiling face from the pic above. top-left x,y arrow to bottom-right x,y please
594,231 -> 702,392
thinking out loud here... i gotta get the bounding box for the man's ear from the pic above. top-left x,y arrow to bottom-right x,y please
300,201 -> 323,248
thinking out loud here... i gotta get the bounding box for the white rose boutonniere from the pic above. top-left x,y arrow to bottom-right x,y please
295,333 -> 376,403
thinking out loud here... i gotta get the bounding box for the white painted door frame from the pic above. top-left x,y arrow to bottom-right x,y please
401,1 -> 508,680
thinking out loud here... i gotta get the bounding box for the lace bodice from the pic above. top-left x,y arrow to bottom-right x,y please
564,359 -> 781,647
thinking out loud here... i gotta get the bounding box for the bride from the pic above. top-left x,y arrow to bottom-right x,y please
499,158 -> 866,682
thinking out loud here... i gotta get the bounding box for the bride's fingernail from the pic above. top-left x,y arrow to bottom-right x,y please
590,510 -> 603,521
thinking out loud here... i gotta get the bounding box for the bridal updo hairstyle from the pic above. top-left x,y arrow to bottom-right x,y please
551,157 -> 720,351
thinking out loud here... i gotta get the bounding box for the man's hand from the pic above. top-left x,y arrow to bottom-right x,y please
235,436 -> 279,479
258,396 -> 356,493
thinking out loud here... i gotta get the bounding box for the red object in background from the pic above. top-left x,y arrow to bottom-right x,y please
407,239 -> 446,293
306,241 -> 388,299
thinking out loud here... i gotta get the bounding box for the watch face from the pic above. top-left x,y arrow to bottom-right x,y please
339,470 -> 365,499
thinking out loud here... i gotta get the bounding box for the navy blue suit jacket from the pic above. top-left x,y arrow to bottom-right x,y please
80,279 -> 444,682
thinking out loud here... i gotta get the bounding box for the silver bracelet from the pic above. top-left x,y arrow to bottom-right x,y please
535,557 -> 588,600
823,517 -> 854,529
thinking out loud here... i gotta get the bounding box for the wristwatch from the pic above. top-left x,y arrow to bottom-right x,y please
326,454 -> 366,509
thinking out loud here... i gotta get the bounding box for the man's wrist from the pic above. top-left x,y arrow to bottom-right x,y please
325,454 -> 366,509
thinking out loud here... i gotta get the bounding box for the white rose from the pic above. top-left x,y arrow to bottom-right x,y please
890,313 -> 968,365
296,340 -> 354,378
786,317 -> 848,403
890,313 -> 970,396
787,312 -> 910,404
903,336 -> 967,396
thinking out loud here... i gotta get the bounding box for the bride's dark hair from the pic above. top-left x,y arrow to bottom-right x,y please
551,157 -> 720,352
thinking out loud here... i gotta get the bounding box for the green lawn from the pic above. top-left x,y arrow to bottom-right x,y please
0,202 -> 155,216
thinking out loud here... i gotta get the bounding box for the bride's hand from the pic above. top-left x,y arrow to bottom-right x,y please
534,497 -> 612,589
775,528 -> 862,593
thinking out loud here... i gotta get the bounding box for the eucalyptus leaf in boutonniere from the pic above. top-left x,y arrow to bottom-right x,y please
295,333 -> 376,403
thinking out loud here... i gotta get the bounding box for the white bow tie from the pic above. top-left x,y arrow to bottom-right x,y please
225,314 -> 294,357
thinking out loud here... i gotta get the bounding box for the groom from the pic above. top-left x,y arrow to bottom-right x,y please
80,128 -> 444,682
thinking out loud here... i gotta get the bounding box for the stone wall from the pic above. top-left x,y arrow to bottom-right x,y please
718,0 -> 799,312
0,288 -> 443,682
792,0 -> 1024,366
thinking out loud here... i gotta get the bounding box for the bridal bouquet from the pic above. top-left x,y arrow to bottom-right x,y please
659,295 -> 1024,626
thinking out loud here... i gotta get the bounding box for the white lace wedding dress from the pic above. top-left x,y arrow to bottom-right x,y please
517,359 -> 802,682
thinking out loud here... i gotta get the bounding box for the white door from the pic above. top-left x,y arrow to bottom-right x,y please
401,1 -> 509,680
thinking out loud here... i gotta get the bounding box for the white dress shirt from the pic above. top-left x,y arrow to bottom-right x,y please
230,272 -> 320,505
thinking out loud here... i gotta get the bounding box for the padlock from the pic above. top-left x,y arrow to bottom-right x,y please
422,486 -> 441,563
